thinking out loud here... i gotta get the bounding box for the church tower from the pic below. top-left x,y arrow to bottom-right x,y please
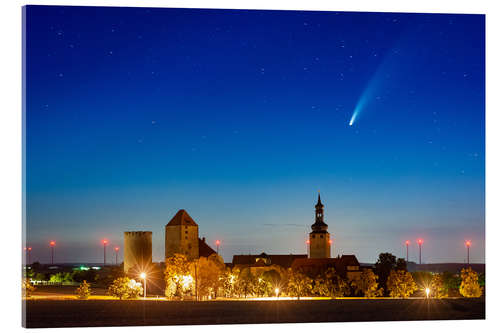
309,193 -> 331,258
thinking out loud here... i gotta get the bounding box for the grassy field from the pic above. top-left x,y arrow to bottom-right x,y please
24,298 -> 485,328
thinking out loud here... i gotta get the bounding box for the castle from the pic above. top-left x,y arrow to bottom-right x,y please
124,193 -> 360,280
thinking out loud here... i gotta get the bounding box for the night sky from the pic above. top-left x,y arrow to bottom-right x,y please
24,6 -> 485,264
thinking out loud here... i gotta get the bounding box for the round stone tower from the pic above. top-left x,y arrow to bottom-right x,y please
124,231 -> 153,273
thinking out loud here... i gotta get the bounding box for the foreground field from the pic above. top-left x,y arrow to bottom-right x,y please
24,298 -> 485,327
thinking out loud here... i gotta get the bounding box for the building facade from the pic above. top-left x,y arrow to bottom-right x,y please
165,209 -> 200,260
309,193 -> 331,258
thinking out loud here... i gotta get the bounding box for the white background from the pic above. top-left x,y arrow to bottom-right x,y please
0,1 -> 498,332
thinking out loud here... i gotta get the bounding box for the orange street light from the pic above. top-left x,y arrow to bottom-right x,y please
417,239 -> 423,265
49,241 -> 56,264
114,246 -> 119,265
102,239 -> 108,265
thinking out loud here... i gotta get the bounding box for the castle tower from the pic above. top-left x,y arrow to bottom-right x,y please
123,231 -> 152,273
308,193 -> 331,258
165,209 -> 199,260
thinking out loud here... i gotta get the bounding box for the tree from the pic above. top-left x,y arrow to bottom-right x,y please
107,277 -> 143,300
164,254 -> 191,299
220,268 -> 237,298
374,253 -> 397,295
287,268 -> 313,300
49,272 -> 73,283
351,268 -> 383,297
430,273 -> 447,298
459,267 -> 482,298
442,271 -> 461,296
313,267 -> 349,298
395,258 -> 407,271
194,254 -> 225,300
256,276 -> 273,297
76,280 -> 91,300
386,270 -> 418,298
22,278 -> 35,298
234,268 -> 257,298
262,269 -> 281,288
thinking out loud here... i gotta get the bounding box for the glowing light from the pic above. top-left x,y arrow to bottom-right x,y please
275,288 -> 280,297
181,275 -> 193,289
425,287 -> 430,298
140,272 -> 146,279
405,240 -> 410,245
418,239 -> 423,245
49,241 -> 56,247
306,240 -> 310,244
328,239 -> 333,245
465,240 -> 471,247
349,109 -> 359,126
102,239 -> 108,245
215,240 -> 220,246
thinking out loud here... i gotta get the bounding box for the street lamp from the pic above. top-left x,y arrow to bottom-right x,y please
405,240 -> 410,263
49,241 -> 56,265
140,272 -> 147,299
27,247 -> 32,266
102,239 -> 108,265
215,240 -> 220,255
425,287 -> 430,298
417,239 -> 423,265
465,240 -> 471,265
114,247 -> 119,265
275,287 -> 280,298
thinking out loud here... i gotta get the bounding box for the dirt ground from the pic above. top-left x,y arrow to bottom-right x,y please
24,298 -> 485,328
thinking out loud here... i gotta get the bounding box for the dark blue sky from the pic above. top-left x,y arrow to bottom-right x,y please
24,6 -> 484,264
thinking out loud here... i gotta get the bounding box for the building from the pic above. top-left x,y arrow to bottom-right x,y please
309,193 -> 331,258
232,252 -> 307,275
292,255 -> 362,280
165,209 -> 217,261
123,231 -> 152,273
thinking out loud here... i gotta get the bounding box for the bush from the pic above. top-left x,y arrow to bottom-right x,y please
22,278 -> 36,298
459,267 -> 482,298
108,277 -> 143,300
387,270 -> 418,298
76,280 -> 91,300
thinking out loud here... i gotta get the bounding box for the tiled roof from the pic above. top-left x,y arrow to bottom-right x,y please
198,238 -> 217,258
232,253 -> 308,268
166,209 -> 198,227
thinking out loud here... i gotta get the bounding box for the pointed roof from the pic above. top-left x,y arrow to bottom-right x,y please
315,192 -> 324,209
166,209 -> 198,227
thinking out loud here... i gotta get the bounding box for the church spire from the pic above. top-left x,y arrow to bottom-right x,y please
312,192 -> 327,231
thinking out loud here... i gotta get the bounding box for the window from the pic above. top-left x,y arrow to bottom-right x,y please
320,235 -> 323,238
312,235 -> 315,238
